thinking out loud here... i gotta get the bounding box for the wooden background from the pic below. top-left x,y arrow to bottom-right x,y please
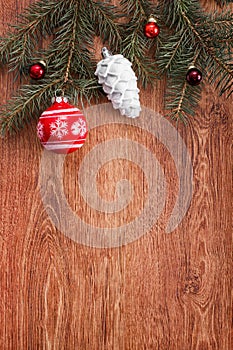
0,0 -> 232,349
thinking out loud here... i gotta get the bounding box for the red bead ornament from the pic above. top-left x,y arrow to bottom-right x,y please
29,61 -> 46,80
144,17 -> 160,38
186,66 -> 202,86
37,96 -> 88,154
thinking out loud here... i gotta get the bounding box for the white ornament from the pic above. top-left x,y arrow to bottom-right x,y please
95,47 -> 141,118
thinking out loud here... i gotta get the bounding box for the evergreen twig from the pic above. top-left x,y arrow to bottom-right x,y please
214,0 -> 233,7
156,0 -> 233,121
0,0 -> 67,75
120,0 -> 158,87
0,0 -> 119,135
0,0 -> 232,134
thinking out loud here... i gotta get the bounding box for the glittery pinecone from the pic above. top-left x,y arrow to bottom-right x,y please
95,47 -> 141,118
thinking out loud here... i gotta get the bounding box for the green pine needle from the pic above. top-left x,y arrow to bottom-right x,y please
0,0 -> 232,134
214,0 -> 233,7
120,0 -> 157,87
156,0 -> 233,121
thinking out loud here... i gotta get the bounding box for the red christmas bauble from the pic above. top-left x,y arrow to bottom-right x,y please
144,18 -> 160,38
37,96 -> 88,154
186,67 -> 202,86
29,62 -> 46,80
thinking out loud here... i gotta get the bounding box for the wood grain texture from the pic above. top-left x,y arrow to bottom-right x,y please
0,1 -> 232,349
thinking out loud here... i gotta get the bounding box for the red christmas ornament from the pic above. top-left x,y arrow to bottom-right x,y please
29,61 -> 46,80
186,66 -> 202,86
37,96 -> 88,154
144,17 -> 160,38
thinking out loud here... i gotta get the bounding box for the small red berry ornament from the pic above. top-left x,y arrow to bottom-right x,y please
29,61 -> 46,80
144,16 -> 160,38
37,96 -> 88,154
186,66 -> 202,86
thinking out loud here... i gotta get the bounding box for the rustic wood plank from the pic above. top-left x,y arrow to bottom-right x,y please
0,1 -> 232,349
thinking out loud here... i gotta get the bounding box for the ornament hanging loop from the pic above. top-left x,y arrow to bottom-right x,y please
52,89 -> 68,104
102,47 -> 112,59
55,89 -> 65,97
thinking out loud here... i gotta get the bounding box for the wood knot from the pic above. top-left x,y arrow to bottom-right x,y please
210,103 -> 229,126
184,270 -> 201,294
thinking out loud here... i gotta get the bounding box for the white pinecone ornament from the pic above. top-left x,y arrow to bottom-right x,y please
95,47 -> 141,118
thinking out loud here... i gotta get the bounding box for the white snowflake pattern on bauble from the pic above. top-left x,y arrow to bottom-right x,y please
71,119 -> 87,137
37,121 -> 44,140
50,118 -> 68,139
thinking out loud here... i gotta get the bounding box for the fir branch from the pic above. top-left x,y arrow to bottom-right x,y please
0,79 -> 62,135
0,0 -> 67,73
40,2 -> 96,84
157,0 -> 233,120
63,2 -> 78,85
84,0 -> 122,50
164,29 -> 188,71
164,46 -> 202,122
173,81 -> 188,119
214,0 -> 233,7
120,0 -> 153,17
0,78 -> 100,136
0,0 -> 233,133
156,1 -> 203,120
180,7 -> 233,96
202,10 -> 233,49
120,0 -> 157,86
157,27 -> 191,74
68,79 -> 101,106
166,79 -> 202,123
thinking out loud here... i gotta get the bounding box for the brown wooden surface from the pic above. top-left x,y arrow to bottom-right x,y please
0,1 -> 232,349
